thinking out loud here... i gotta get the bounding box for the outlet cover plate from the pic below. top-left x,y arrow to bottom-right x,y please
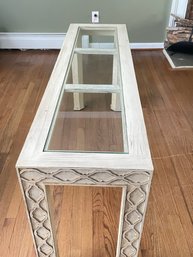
92,11 -> 99,23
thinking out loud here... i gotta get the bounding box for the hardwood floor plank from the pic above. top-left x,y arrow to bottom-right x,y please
143,109 -> 170,158
6,183 -> 22,219
8,203 -> 31,257
181,185 -> 193,221
0,153 -> 8,175
171,154 -> 193,186
0,218 -> 15,256
50,186 -> 122,257
153,110 -> 193,156
172,186 -> 193,254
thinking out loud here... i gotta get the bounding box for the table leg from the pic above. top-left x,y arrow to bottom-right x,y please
111,54 -> 121,111
17,167 -> 152,257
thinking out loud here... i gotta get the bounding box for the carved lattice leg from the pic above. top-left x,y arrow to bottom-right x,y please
18,179 -> 57,257
17,168 -> 152,257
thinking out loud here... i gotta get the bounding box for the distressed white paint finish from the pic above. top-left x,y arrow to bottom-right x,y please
72,35 -> 84,110
64,84 -> 119,93
18,167 -> 152,257
72,53 -> 84,110
111,52 -> 121,111
74,47 -> 117,55
16,24 -> 153,257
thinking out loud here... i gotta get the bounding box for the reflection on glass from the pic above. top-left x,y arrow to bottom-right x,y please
44,28 -> 127,153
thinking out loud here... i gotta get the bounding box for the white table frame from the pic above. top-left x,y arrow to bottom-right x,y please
16,24 -> 153,257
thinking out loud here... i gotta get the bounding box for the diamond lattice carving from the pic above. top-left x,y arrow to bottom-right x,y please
21,170 -> 45,182
126,173 -> 149,184
130,188 -> 145,204
124,229 -> 139,243
37,227 -> 51,240
40,244 -> 53,256
121,244 -> 136,257
28,186 -> 44,202
53,170 -> 81,182
90,171 -> 117,182
126,210 -> 141,225
32,208 -> 47,223
19,168 -> 151,257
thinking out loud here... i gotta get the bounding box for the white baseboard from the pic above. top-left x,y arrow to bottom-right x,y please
130,42 -> 164,49
0,33 -> 66,49
0,33 -> 164,49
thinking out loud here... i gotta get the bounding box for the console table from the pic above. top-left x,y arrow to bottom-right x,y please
16,24 -> 153,257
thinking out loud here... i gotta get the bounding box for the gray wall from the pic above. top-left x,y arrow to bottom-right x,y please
0,0 -> 172,42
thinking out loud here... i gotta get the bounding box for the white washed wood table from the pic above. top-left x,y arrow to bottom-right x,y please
16,24 -> 153,257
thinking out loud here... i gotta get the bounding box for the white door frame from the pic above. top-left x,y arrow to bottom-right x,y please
169,0 -> 189,26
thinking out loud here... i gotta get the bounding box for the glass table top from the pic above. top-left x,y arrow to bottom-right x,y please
44,27 -> 127,153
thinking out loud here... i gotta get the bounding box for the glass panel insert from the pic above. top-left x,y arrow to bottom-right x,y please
45,92 -> 123,152
44,27 -> 128,153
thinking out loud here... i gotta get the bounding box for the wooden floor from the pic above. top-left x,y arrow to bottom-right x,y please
49,185 -> 122,257
0,49 -> 193,257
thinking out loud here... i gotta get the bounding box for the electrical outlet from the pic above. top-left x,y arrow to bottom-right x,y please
92,11 -> 99,23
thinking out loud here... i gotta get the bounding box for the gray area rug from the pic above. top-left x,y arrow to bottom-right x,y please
163,49 -> 193,68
